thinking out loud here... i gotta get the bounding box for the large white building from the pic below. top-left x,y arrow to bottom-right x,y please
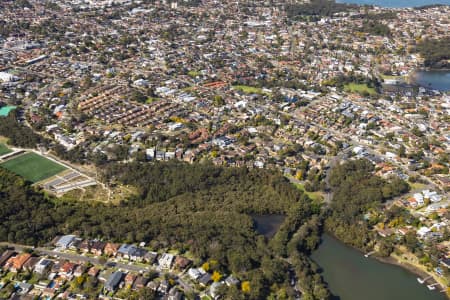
0,72 -> 18,83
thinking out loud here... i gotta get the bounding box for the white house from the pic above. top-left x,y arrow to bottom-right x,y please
0,72 -> 18,82
158,253 -> 175,269
187,268 -> 202,280
413,193 -> 424,206
417,227 -> 430,238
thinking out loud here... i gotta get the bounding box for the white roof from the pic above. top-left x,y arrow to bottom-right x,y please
417,227 -> 430,237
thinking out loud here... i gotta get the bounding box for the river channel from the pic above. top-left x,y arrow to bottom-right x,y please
311,234 -> 447,300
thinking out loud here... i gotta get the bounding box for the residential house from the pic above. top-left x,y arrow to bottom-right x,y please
105,271 -> 124,292
210,282 -> 224,299
144,251 -> 158,264
99,269 -> 114,282
413,193 -> 424,206
88,267 -> 99,277
59,262 -> 77,278
34,258 -> 52,274
133,276 -> 149,290
55,235 -> 76,249
441,258 -> 450,269
168,287 -> 183,300
124,273 -> 136,288
377,228 -> 394,238
174,256 -> 191,270
69,238 -> 83,251
74,265 -> 86,277
117,244 -> 137,259
158,253 -> 175,269
0,250 -> 16,267
90,241 -> 106,256
51,260 -> 63,273
15,282 -> 33,295
417,227 -> 431,238
147,281 -> 159,292
397,228 -> 410,236
104,243 -> 119,257
188,268 -> 202,280
129,247 -> 148,262
79,239 -> 91,253
224,275 -> 240,287
198,273 -> 212,286
158,280 -> 170,294
23,256 -> 40,271
4,253 -> 31,272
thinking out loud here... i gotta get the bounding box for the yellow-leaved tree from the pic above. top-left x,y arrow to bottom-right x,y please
212,271 -> 222,282
202,262 -> 210,272
242,281 -> 251,293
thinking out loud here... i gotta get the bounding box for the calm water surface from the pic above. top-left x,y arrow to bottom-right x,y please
252,214 -> 285,238
311,234 -> 447,300
337,0 -> 450,7
410,70 -> 450,92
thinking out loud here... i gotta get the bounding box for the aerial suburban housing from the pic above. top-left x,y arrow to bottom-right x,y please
0,0 -> 449,299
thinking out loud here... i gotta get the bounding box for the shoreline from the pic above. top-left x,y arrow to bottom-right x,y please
375,254 -> 450,299
322,231 -> 450,299
404,69 -> 450,92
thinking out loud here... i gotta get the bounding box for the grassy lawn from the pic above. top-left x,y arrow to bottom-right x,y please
232,85 -> 270,95
380,74 -> 406,80
408,181 -> 427,191
168,249 -> 180,255
344,83 -> 377,95
0,144 -> 12,156
0,152 -> 67,183
293,182 -> 324,202
27,273 -> 42,285
188,70 -> 201,77
146,97 -> 159,104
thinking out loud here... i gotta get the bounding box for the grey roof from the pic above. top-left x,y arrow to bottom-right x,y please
118,244 -> 136,255
198,273 -> 212,285
56,235 -> 76,248
105,271 -> 123,291
130,247 -> 147,258
225,275 -> 240,286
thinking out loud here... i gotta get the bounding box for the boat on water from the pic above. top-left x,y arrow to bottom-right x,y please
417,275 -> 432,284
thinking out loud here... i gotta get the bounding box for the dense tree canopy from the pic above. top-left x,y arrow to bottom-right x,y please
286,0 -> 355,19
325,159 -> 409,249
416,37 -> 450,69
0,160 -> 329,299
0,113 -> 48,148
359,20 -> 391,36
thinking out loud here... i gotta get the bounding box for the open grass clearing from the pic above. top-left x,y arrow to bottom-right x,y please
293,182 -> 324,202
408,181 -> 427,191
232,85 -> 270,95
380,74 -> 406,80
0,144 -> 12,156
344,83 -> 377,95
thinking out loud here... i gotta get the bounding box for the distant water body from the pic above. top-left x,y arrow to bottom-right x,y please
410,70 -> 450,92
336,0 -> 450,7
252,214 -> 285,238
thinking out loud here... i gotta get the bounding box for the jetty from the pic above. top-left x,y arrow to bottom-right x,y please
364,251 -> 376,258
417,275 -> 432,284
